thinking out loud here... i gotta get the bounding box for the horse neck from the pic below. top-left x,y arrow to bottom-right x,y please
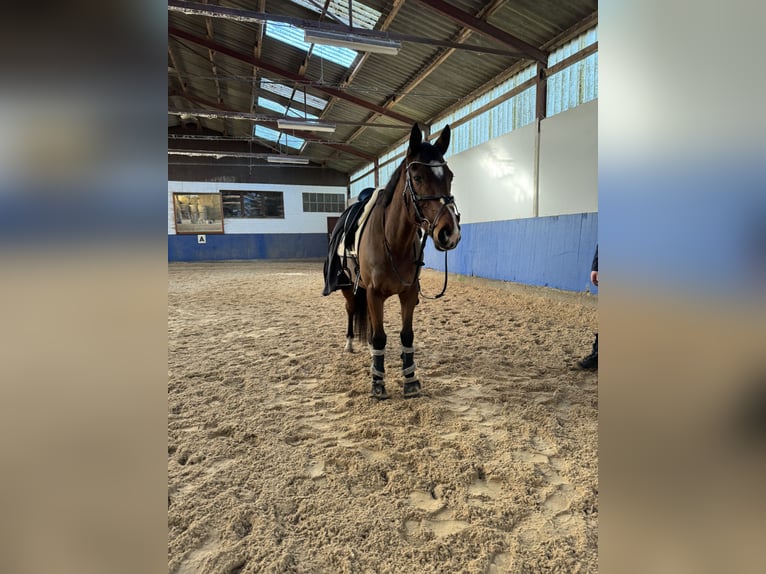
383,173 -> 419,253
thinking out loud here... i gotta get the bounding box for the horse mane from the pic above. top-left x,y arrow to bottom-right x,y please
377,141 -> 445,208
378,165 -> 402,208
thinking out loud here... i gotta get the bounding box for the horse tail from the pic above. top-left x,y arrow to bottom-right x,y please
353,288 -> 369,342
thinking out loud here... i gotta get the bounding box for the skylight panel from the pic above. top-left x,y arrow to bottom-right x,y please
288,0 -> 382,29
257,97 -> 319,120
266,22 -> 357,68
259,79 -> 328,111
253,125 -> 305,151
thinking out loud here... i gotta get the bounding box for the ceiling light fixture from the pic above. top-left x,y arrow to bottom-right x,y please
277,119 -> 337,133
266,155 -> 310,165
303,29 -> 401,55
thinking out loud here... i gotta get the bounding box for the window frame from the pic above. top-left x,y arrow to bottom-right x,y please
301,192 -> 346,213
220,190 -> 286,219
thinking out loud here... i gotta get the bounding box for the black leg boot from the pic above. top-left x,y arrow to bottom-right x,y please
578,333 -> 598,370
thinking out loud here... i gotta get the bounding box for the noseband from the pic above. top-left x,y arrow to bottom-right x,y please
403,161 -> 460,233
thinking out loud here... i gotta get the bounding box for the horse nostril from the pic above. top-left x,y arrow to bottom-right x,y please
438,227 -> 449,245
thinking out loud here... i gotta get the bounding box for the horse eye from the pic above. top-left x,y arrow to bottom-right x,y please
413,176 -> 423,183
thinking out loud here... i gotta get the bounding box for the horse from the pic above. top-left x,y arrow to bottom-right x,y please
327,123 -> 461,400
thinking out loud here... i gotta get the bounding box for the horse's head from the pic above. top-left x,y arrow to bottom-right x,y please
404,123 -> 461,252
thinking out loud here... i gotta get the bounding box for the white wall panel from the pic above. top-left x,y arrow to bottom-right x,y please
448,122 -> 537,224
538,99 -> 598,216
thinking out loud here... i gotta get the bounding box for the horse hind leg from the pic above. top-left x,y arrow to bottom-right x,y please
344,310 -> 354,352
341,288 -> 355,352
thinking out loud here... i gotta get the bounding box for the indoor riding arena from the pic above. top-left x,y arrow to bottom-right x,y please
168,1 -> 598,572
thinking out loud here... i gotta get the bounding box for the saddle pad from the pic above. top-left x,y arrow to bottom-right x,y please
352,187 -> 382,256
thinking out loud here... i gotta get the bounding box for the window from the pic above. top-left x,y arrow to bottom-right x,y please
173,193 -> 224,234
288,0 -> 381,30
258,97 -> 318,120
546,27 -> 598,116
221,191 -> 284,219
260,79 -> 328,111
266,22 -> 357,68
302,192 -> 346,213
253,125 -> 305,151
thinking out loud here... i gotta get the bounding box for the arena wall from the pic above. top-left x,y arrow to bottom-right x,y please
423,100 -> 598,293
167,181 -> 346,262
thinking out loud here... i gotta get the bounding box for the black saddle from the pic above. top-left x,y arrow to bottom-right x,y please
322,188 -> 375,296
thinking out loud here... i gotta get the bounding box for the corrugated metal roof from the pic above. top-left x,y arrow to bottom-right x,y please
169,0 -> 597,174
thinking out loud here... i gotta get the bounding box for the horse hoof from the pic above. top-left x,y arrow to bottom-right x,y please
370,382 -> 389,400
403,380 -> 421,399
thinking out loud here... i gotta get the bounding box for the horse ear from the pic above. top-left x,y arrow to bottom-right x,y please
408,123 -> 422,155
434,124 -> 451,155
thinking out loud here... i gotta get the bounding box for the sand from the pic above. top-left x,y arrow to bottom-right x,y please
168,260 -> 598,573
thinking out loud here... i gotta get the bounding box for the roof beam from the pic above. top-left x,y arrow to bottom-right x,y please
202,1 -> 228,135
411,0 -> 548,63
391,0 -> 510,106
297,0 -> 331,77
249,0 -> 266,114
541,10 -> 598,50
168,44 -> 188,94
428,10 -> 597,129
169,26 -> 417,125
168,97 -> 377,162
335,0 -> 510,155
168,105 -> 408,130
168,0 -> 526,57
171,91 -> 235,113
322,0 -> 407,161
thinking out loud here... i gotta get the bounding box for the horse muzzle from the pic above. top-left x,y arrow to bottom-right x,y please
433,225 -> 461,251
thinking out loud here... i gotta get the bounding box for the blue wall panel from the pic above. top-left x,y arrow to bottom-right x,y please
168,233 -> 328,262
424,213 -> 598,292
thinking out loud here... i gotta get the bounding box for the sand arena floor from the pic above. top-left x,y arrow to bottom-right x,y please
168,260 -> 598,573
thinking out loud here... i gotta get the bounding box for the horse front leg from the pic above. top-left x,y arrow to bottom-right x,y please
367,291 -> 388,400
399,288 -> 421,398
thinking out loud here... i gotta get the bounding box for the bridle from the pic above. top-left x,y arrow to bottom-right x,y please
403,160 -> 461,233
380,159 -> 460,299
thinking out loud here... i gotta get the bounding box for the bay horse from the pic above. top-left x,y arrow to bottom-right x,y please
335,123 -> 461,399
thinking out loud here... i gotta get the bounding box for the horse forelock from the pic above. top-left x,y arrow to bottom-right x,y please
413,142 -> 444,164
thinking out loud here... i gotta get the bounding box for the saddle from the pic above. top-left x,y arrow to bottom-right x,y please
322,187 -> 377,295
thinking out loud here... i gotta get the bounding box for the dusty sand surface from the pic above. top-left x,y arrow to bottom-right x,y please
168,260 -> 598,573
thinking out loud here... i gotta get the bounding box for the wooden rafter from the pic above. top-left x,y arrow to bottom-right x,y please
335,0 -> 511,156
169,95 -> 377,162
411,0 -> 548,64
168,0 -> 528,57
201,0 -> 228,135
320,0 -> 407,158
168,44 -> 188,95
169,26 -> 417,125
248,0 -> 267,116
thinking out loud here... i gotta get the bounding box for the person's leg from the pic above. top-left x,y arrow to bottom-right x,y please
578,333 -> 598,370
